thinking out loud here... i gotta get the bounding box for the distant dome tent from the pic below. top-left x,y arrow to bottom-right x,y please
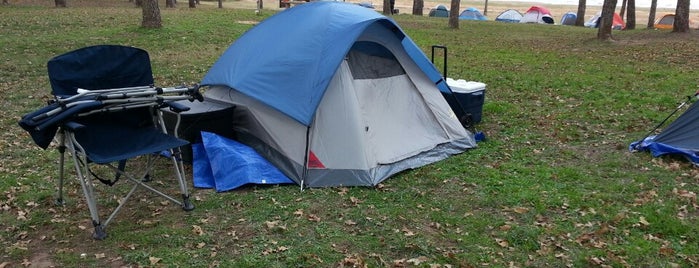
459,7 -> 488,20
520,6 -> 554,24
495,9 -> 523,23
560,11 -> 577,25
428,5 -> 449,18
655,14 -> 675,29
584,11 -> 625,30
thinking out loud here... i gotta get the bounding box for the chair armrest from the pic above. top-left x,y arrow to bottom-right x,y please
64,121 -> 86,131
165,101 -> 191,113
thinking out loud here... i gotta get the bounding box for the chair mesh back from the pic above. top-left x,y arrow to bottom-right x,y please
47,45 -> 154,96
47,45 -> 156,127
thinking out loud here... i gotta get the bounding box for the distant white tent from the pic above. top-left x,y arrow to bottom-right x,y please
495,9 -> 523,23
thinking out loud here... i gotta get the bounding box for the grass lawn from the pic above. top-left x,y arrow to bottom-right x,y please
1,1 -> 698,267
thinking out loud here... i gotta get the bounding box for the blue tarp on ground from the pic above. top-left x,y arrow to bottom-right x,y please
193,132 -> 295,191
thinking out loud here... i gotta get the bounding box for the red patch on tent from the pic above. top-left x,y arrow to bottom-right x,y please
307,151 -> 325,169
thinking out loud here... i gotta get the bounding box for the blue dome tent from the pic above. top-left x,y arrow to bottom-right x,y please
199,2 -> 476,188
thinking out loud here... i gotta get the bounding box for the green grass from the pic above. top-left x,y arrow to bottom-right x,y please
2,1 -> 699,267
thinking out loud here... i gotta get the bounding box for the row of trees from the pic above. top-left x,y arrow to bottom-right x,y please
380,0 -> 693,40
49,0 -> 691,38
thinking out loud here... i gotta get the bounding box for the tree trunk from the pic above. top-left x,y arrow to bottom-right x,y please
55,0 -> 66,7
166,0 -> 175,8
625,0 -> 635,29
483,0 -> 488,16
135,0 -> 142,7
412,0 -> 423,16
189,0 -> 195,8
597,0 -> 617,40
383,0 -> 391,15
575,0 -> 587,26
619,0 -> 626,17
673,0 -> 690,32
448,0 -> 460,28
218,0 -> 222,8
141,0 -> 162,28
647,0 -> 657,28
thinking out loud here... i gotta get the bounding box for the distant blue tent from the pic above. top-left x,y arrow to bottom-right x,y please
459,7 -> 488,20
631,100 -> 699,165
560,11 -> 577,25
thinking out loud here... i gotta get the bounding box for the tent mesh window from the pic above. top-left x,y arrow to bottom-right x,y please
347,41 -> 406,79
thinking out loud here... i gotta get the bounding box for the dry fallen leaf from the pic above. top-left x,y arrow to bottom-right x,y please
495,238 -> 509,248
192,225 -> 204,236
513,207 -> 529,214
307,214 -> 321,222
639,216 -> 650,227
149,257 -> 161,265
407,256 -> 428,265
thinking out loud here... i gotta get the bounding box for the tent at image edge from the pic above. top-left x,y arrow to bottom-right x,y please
630,93 -> 699,165
199,2 -> 477,188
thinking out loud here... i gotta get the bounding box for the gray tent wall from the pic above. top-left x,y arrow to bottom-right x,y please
204,21 -> 475,187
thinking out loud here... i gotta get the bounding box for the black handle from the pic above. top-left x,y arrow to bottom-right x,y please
431,45 -> 448,79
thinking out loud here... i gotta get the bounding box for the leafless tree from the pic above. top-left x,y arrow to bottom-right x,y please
412,0 -> 423,16
448,0 -> 459,28
55,0 -> 66,7
673,0 -> 690,32
619,0 -> 626,17
647,0 -> 657,28
597,0 -> 617,40
575,0 -> 587,26
141,0 -> 162,28
625,0 -> 636,29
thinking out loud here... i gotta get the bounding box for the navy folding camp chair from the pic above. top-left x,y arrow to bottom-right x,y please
44,45 -> 195,239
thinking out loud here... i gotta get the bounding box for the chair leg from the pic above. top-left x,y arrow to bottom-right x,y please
157,113 -> 194,211
55,130 -> 66,206
170,148 -> 195,211
67,133 -> 107,240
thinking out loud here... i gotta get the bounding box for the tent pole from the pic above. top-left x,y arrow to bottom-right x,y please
301,126 -> 311,191
633,93 -> 697,149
